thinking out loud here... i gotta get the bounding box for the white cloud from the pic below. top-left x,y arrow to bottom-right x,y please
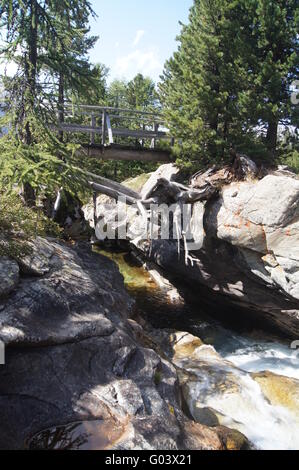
114,49 -> 162,81
132,30 -> 145,47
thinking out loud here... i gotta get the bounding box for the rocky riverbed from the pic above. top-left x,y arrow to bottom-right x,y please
0,238 -> 249,450
1,161 -> 299,450
83,162 -> 299,338
100,249 -> 299,451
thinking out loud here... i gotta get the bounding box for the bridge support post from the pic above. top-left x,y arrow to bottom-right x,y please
151,122 -> 159,149
90,113 -> 96,145
101,110 -> 107,146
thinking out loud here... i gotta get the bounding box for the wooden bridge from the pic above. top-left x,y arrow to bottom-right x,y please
56,104 -> 173,162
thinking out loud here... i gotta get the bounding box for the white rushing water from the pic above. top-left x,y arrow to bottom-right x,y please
192,369 -> 299,450
99,250 -> 299,450
180,334 -> 299,450
219,335 -> 299,380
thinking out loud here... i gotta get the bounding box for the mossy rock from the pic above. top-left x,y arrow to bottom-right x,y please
191,406 -> 220,427
124,173 -> 152,192
252,371 -> 299,419
216,426 -> 252,450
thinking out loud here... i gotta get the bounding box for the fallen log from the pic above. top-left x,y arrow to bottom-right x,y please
89,167 -> 219,268
146,178 -> 217,204
86,171 -> 141,200
89,182 -> 138,206
90,173 -> 217,208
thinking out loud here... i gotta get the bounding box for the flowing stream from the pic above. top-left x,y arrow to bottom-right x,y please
99,249 -> 299,451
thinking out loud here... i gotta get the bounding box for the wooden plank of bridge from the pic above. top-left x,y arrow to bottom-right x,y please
57,123 -> 169,140
54,104 -> 174,161
112,127 -> 167,140
78,144 -> 171,163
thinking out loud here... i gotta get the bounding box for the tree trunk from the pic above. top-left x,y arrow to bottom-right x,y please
25,0 -> 38,146
266,118 -> 278,156
58,72 -> 65,143
23,0 -> 38,206
222,96 -> 231,158
22,182 -> 36,208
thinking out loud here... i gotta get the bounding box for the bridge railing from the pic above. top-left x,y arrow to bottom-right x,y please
57,104 -> 173,148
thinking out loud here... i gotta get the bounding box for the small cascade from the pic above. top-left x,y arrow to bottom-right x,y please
220,337 -> 299,380
98,248 -> 299,451
181,353 -> 299,450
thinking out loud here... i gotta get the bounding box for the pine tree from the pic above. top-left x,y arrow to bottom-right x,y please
160,0 -> 250,165
41,1 -> 100,139
106,79 -> 128,108
76,63 -> 108,105
0,1 -> 99,201
0,0 -> 97,138
247,0 -> 299,155
127,74 -> 159,111
160,0 -> 299,166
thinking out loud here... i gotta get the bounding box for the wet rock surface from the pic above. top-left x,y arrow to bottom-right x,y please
252,371 -> 299,421
0,238 -> 241,450
151,329 -> 299,450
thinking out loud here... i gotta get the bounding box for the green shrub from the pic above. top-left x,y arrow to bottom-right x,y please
281,150 -> 299,173
0,190 -> 61,259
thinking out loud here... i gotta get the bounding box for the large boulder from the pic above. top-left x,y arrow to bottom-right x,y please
252,371 -> 299,421
0,239 -> 238,450
85,165 -> 299,337
206,175 -> 299,300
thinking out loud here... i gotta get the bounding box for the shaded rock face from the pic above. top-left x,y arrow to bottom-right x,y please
0,257 -> 19,298
85,166 -> 299,337
0,239 -> 237,450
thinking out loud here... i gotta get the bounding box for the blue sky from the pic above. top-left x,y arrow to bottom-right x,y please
89,0 -> 193,84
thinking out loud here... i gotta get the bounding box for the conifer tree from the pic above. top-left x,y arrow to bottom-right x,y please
160,0 -> 299,165
248,0 -> 299,155
160,0 -> 248,164
0,1 -> 100,201
127,74 -> 159,111
41,1 -> 100,138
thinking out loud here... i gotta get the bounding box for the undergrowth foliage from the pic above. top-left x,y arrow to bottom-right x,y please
0,190 -> 61,259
